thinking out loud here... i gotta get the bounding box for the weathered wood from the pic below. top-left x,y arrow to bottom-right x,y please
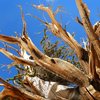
32,4 -> 90,74
0,34 -> 89,86
0,78 -> 46,100
0,1 -> 100,99
76,0 -> 100,61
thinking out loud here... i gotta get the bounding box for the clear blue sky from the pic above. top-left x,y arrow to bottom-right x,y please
0,0 -> 100,80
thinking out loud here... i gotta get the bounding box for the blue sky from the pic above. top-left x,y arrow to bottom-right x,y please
0,0 -> 100,80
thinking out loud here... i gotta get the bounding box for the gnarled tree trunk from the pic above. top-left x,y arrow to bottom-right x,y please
0,0 -> 100,100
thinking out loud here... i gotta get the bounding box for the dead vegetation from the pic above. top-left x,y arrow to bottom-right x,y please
0,0 -> 100,100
